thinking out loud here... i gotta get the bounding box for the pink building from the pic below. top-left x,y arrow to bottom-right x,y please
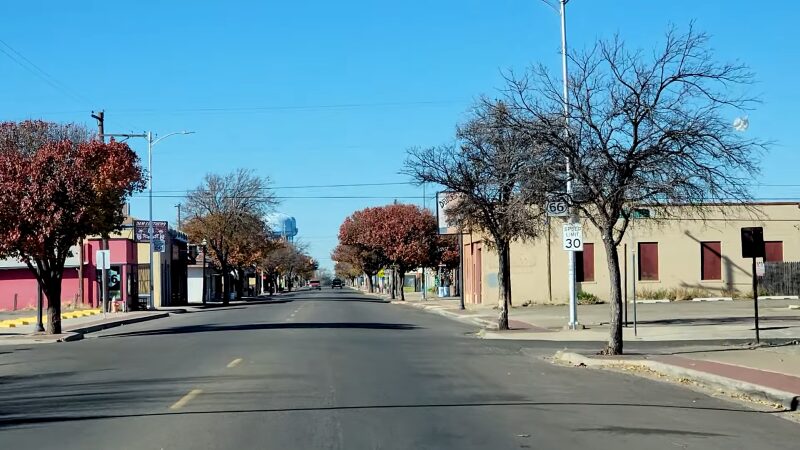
0,247 -> 83,310
0,237 -> 139,311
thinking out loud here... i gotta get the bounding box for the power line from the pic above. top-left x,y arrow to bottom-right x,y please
0,39 -> 92,106
146,181 -> 416,194
131,195 -> 431,200
101,100 -> 464,115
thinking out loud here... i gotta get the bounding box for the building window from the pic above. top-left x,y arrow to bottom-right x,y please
701,242 -> 722,280
576,243 -> 594,282
765,241 -> 783,262
638,242 -> 659,281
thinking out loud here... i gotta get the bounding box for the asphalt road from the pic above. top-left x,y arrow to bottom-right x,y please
0,289 -> 797,449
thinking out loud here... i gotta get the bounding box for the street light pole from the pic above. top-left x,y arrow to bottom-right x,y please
539,0 -> 577,329
559,0 -> 578,330
147,131 -> 156,310
105,130 -> 194,311
201,238 -> 208,304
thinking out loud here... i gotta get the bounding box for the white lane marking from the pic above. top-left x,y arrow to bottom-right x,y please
227,358 -> 243,368
170,389 -> 203,410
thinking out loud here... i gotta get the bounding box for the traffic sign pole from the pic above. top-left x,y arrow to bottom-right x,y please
562,223 -> 583,329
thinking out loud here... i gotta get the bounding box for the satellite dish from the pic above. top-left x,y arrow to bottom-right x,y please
733,116 -> 749,132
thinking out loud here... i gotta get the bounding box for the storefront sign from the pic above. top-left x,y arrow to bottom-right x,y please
134,220 -> 169,243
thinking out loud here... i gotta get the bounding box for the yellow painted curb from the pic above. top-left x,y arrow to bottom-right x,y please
0,308 -> 101,326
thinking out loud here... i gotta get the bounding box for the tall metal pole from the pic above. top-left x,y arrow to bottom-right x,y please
92,111 -> 110,313
458,231 -> 465,310
752,257 -> 760,343
421,183 -> 426,300
148,131 -> 156,310
202,245 -> 207,304
560,0 -> 578,330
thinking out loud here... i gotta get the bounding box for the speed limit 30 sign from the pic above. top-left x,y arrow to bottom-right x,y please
562,223 -> 583,251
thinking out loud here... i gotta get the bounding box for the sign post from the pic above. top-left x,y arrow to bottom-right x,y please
96,250 -> 110,317
562,223 -> 583,329
741,227 -> 765,343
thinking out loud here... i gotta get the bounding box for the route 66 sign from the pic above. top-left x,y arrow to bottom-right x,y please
546,200 -> 568,217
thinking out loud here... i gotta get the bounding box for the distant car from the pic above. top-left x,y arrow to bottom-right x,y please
309,280 -> 321,290
331,278 -> 343,289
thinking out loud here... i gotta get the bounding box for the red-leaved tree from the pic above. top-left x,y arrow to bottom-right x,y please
336,211 -> 389,293
0,121 -> 145,334
370,204 -> 438,300
336,204 -> 440,299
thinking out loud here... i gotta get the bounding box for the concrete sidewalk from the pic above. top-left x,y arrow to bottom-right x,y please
387,294 -> 800,342
0,310 -> 177,345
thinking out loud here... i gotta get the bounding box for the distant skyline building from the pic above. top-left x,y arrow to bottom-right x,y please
266,212 -> 298,243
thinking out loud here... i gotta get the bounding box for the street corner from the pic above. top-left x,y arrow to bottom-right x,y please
549,349 -> 800,412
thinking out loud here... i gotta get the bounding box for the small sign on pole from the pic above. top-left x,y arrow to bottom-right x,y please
562,224 -> 583,251
153,239 -> 165,253
756,260 -> 766,277
96,250 -> 110,270
741,226 -> 765,344
545,200 -> 568,217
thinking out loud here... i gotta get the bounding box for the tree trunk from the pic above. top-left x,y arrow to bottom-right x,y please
398,269 -> 405,301
601,231 -> 624,355
43,277 -> 62,334
390,267 -> 396,300
366,272 -> 374,293
497,239 -> 511,330
221,264 -> 230,305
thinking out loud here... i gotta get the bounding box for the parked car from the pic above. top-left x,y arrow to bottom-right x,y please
331,278 -> 343,289
309,280 -> 321,290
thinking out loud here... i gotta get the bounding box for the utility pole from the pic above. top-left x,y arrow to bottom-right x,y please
103,130 -> 194,310
421,182 -> 427,300
175,203 -> 182,231
559,0 -> 578,330
91,110 -> 109,313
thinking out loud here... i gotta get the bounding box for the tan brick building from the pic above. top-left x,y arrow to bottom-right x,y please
462,203 -> 800,306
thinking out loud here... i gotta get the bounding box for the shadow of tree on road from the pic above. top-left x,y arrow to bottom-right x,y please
0,400 -> 783,430
100,322 -> 421,338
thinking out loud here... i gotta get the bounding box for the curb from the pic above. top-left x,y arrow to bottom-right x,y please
59,332 -> 84,342
389,300 -> 496,329
0,312 -> 174,345
65,312 -> 172,335
552,351 -> 799,411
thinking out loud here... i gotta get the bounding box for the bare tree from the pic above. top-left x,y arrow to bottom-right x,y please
508,25 -> 765,354
403,100 -> 555,330
183,169 -> 276,304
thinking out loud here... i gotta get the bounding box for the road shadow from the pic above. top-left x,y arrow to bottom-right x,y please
184,306 -> 248,313
0,400 -> 783,430
572,425 -> 726,437
317,296 -> 390,304
101,322 -> 421,338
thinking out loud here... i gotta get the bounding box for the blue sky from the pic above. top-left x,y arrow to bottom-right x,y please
1,1 -> 798,270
